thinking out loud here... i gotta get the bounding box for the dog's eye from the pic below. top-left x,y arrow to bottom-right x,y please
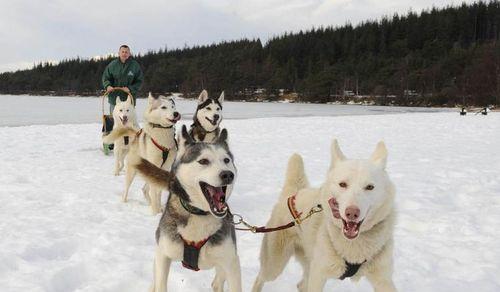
339,182 -> 348,188
161,106 -> 167,110
207,107 -> 212,111
126,109 -> 129,112
224,158 -> 230,164
119,109 -> 123,112
198,159 -> 210,165
365,184 -> 375,190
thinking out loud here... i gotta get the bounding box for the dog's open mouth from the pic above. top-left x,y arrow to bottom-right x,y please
328,197 -> 363,240
205,116 -> 219,126
120,116 -> 128,125
199,182 -> 228,218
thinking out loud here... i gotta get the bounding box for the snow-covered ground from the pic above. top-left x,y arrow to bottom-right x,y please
0,98 -> 499,291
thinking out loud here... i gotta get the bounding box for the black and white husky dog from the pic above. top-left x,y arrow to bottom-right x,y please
132,125 -> 241,292
189,90 -> 224,143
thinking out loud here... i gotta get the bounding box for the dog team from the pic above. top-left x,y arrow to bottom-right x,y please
103,90 -> 398,292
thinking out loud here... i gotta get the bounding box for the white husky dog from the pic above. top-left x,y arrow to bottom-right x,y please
109,95 -> 138,175
252,140 -> 397,292
189,90 -> 224,142
104,93 -> 180,214
132,125 -> 241,292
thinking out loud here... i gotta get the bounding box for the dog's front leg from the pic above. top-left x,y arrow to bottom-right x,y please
366,275 -> 397,292
306,263 -> 328,292
365,243 -> 397,292
152,246 -> 171,292
212,265 -> 226,292
114,148 -> 122,176
123,165 -> 137,202
306,241 -> 337,292
119,148 -> 127,173
221,255 -> 242,292
149,185 -> 163,214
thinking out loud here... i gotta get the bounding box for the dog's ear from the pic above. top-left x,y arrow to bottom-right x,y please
216,128 -> 228,145
148,92 -> 159,104
177,125 -> 195,156
218,91 -> 224,104
149,93 -> 162,110
181,125 -> 195,144
125,94 -> 133,105
115,96 -> 122,105
330,139 -> 346,169
168,95 -> 176,106
198,90 -> 209,104
370,141 -> 388,169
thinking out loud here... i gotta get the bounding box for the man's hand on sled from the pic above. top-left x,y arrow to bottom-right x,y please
106,86 -> 114,93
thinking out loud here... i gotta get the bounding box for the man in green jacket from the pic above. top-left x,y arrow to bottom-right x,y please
102,45 -> 144,112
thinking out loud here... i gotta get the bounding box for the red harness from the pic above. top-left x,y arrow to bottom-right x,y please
136,129 -> 172,167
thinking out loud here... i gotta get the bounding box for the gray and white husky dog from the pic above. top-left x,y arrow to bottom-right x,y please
189,90 -> 224,142
132,125 -> 241,292
104,93 -> 180,214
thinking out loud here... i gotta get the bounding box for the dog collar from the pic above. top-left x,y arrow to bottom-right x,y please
179,198 -> 209,216
149,123 -> 173,129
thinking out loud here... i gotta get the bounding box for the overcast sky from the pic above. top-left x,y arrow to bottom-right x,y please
0,0 -> 476,73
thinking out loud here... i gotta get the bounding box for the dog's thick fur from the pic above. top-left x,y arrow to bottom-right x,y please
108,95 -> 138,175
189,90 -> 224,142
104,93 -> 180,214
132,125 -> 241,292
252,140 -> 397,292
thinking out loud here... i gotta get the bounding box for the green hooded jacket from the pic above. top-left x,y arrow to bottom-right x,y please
102,58 -> 144,105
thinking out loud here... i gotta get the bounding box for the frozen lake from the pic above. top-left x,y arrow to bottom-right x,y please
0,95 -> 452,126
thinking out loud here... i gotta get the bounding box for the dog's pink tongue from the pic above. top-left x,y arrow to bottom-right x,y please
122,116 -> 128,124
208,186 -> 226,211
343,221 -> 359,238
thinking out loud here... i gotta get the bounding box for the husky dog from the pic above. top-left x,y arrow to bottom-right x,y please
252,140 -> 397,292
189,90 -> 224,142
104,93 -> 181,214
132,125 -> 241,292
109,95 -> 138,175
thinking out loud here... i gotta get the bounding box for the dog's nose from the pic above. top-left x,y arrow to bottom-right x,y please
213,114 -> 220,122
345,206 -> 360,221
173,112 -> 180,119
219,171 -> 234,185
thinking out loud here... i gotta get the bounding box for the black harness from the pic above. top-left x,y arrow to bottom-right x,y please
340,260 -> 366,280
178,198 -> 212,271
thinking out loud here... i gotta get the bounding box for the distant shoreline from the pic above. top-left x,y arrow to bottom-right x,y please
0,91 -> 491,109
